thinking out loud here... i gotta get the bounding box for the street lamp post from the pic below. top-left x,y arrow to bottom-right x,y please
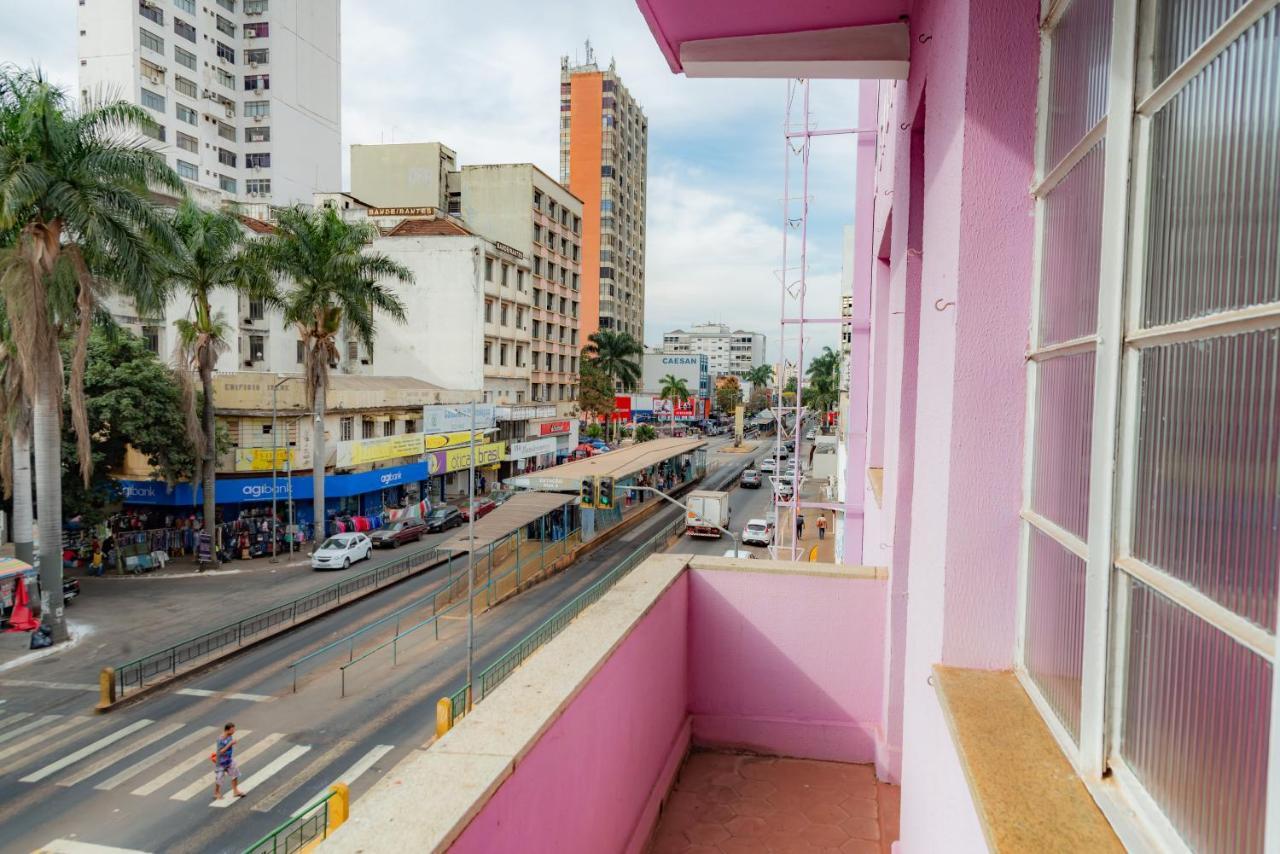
465,399 -> 476,711
270,376 -> 300,563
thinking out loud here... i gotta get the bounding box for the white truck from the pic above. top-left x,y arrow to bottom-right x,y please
685,490 -> 731,538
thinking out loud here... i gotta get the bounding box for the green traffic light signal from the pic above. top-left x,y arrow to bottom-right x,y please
597,476 -> 614,509
580,477 -> 595,508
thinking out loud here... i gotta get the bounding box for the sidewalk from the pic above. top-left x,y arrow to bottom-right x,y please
775,466 -> 838,563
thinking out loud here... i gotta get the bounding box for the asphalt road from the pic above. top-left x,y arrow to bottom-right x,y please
0,437 -> 765,854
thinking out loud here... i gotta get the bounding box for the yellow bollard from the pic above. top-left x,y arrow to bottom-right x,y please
327,782 -> 350,832
435,697 -> 454,737
96,666 -> 116,711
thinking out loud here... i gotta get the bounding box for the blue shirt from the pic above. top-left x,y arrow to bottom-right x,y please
216,735 -> 234,768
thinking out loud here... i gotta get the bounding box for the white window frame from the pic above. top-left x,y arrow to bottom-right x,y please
1016,0 -> 1280,851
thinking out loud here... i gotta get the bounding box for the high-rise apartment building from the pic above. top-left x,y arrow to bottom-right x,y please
661,322 -> 766,381
559,44 -> 648,344
77,0 -> 341,207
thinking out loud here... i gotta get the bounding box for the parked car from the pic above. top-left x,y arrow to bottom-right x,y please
460,498 -> 497,522
722,549 -> 755,559
760,458 -> 777,474
424,506 -> 464,533
739,469 -> 763,489
370,518 -> 428,549
311,533 -> 373,570
742,519 -> 773,547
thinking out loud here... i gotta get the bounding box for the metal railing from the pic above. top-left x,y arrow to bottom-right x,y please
243,788 -> 334,854
448,514 -> 687,723
113,546 -> 447,697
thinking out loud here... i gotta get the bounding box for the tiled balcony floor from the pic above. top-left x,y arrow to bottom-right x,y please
648,751 -> 900,854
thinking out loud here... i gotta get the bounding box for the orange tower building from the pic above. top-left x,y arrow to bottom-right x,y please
559,43 -> 648,346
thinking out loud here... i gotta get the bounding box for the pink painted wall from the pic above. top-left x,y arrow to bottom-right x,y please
450,574 -> 690,854
687,568 -> 886,763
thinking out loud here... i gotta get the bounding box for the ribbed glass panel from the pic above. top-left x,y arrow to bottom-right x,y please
1032,351 -> 1095,539
1038,140 -> 1105,345
1120,581 -> 1270,854
1141,10 -> 1280,328
1024,528 -> 1086,742
1046,0 -> 1113,168
1131,329 -> 1280,629
1154,0 -> 1251,82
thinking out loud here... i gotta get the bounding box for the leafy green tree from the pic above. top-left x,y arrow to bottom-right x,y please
744,364 -> 774,390
634,423 -> 657,443
659,374 -> 690,436
577,357 -> 616,429
715,376 -> 742,414
59,327 -> 197,525
0,66 -> 182,639
582,330 -> 642,391
804,346 -> 841,413
161,200 -> 276,554
255,206 -> 410,541
747,386 -> 770,415
584,422 -> 604,440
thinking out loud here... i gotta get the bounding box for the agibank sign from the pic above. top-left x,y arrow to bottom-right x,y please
115,461 -> 433,506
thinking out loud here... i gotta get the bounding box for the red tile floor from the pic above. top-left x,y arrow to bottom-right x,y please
647,751 -> 901,854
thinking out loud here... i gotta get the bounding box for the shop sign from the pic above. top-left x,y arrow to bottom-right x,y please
423,430 -> 487,451
506,437 -> 557,461
426,442 -> 505,475
422,403 -> 496,433
234,447 -> 293,472
115,460 -> 432,506
338,432 -> 424,467
538,420 -> 572,436
496,405 -> 556,421
367,206 -> 435,217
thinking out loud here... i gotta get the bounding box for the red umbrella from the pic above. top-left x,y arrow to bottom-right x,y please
5,576 -> 40,633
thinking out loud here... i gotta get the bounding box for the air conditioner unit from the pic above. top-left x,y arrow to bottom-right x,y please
253,115 -> 264,122
249,61 -> 258,68
224,107 -> 234,118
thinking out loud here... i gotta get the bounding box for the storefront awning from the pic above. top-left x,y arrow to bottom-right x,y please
438,492 -> 576,552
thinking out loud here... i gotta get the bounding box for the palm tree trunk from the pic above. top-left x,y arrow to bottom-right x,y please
311,373 -> 326,549
31,376 -> 68,642
200,365 -> 217,567
11,418 -> 33,566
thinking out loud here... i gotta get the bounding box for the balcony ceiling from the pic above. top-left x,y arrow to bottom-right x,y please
635,0 -> 910,79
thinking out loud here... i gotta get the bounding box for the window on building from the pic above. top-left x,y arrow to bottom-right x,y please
216,41 -> 235,63
338,417 -> 353,441
532,320 -> 540,339
545,353 -> 552,370
572,272 -> 580,290
244,0 -> 268,13
217,121 -> 235,141
175,103 -> 196,125
219,174 -> 236,193
139,28 -> 164,55
246,125 -> 270,143
484,301 -> 492,323
245,47 -> 269,64
140,88 -> 165,112
173,75 -> 196,98
533,189 -> 542,209
141,325 -> 161,354
362,418 -> 375,440
571,328 -> 578,346
216,0 -> 235,9
484,341 -> 492,365
533,258 -> 542,277
140,2 -> 163,26
499,343 -> 508,366
403,417 -> 416,434
516,346 -> 526,368
501,263 -> 510,287
215,68 -> 235,89
174,131 -> 197,153
140,120 -> 165,142
216,14 -> 235,36
484,258 -> 494,281
173,18 -> 195,42
217,147 -> 236,167
382,420 -> 394,438
573,215 -> 581,234
175,159 -> 197,180
1020,4 -> 1280,852
559,297 -> 567,315
174,44 -> 196,69
248,334 -> 264,362
174,0 -> 195,13
246,178 -> 271,195
296,340 -> 305,364
246,152 -> 271,168
244,74 -> 270,91
244,22 -> 268,38
546,292 -> 554,310
516,270 -> 526,291
500,305 -> 509,327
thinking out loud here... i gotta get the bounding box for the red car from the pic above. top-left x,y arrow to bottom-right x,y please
459,498 -> 497,522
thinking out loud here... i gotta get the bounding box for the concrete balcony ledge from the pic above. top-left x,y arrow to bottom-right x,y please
323,554 -> 888,853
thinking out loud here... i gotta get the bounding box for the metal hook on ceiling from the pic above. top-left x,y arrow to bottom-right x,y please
918,33 -> 933,43
934,298 -> 956,312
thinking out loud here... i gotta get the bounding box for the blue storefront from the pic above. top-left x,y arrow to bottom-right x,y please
116,461 -> 433,529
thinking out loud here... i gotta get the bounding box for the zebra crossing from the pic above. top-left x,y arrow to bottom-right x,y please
0,709 -> 393,812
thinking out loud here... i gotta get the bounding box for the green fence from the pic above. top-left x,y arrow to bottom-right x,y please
242,788 -> 335,854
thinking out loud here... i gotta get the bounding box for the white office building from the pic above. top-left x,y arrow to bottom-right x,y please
660,322 -> 766,381
77,0 -> 341,207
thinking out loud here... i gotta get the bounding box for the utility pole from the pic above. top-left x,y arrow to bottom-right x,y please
465,399 -> 476,711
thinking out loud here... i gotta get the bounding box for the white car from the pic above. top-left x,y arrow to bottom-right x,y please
760,457 -> 777,474
723,549 -> 755,559
311,533 -> 373,570
742,519 -> 772,547
805,429 -> 816,440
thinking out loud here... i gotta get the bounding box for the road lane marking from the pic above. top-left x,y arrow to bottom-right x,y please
286,744 -> 394,817
0,716 -> 83,762
252,738 -> 355,814
175,688 -> 273,702
21,719 -> 155,783
0,710 -> 32,730
0,712 -> 46,741
95,726 -> 215,791
211,743 -> 311,808
226,692 -> 273,702
33,840 -> 151,854
169,732 -> 280,801
131,729 -> 253,797
58,721 -> 185,787
0,678 -> 97,692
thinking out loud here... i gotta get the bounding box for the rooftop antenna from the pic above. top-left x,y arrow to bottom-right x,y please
585,38 -> 595,66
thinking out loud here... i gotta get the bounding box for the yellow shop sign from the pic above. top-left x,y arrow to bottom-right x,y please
437,442 -> 505,474
234,448 -> 293,472
347,433 -> 426,466
424,430 -> 487,451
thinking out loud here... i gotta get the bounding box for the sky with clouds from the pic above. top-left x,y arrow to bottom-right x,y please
1,0 -> 861,365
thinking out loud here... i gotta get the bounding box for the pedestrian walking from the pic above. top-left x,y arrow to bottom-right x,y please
796,515 -> 806,540
90,546 -> 105,577
212,722 -> 245,800
817,515 -> 828,540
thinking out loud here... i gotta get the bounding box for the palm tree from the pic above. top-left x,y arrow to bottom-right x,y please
744,364 -> 774,392
161,200 -> 276,557
0,67 -> 182,640
255,206 -> 411,545
805,346 -> 840,414
582,330 -> 642,391
659,374 -> 690,437
0,301 -> 32,565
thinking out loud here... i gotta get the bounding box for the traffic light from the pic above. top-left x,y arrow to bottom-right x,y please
596,476 -> 615,510
580,477 -> 596,508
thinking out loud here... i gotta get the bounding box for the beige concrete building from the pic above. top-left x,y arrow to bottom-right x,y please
349,142 -> 457,211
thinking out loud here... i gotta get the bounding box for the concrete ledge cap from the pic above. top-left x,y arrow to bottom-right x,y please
687,555 -> 886,580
